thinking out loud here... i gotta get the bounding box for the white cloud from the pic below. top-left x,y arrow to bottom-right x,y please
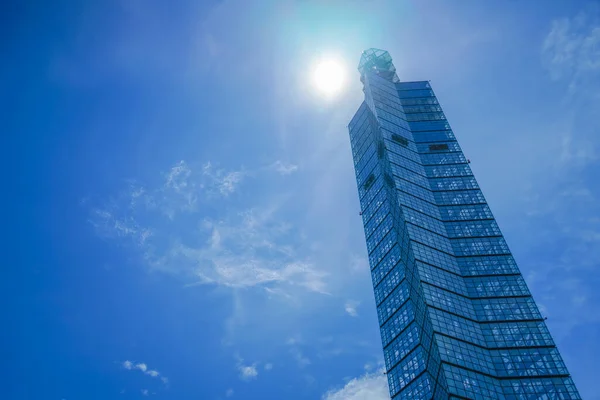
264,363 -> 273,371
290,348 -> 311,368
226,388 -> 234,397
238,364 -> 258,381
542,12 -> 600,87
219,171 -> 245,195
165,160 -> 192,193
559,131 -> 597,167
322,371 -> 389,400
90,161 -> 328,295
285,336 -> 310,368
202,161 -> 246,196
119,360 -> 167,385
272,160 -> 299,175
349,255 -> 368,274
286,335 -> 302,346
141,389 -> 149,396
344,300 -> 360,317
135,363 -> 147,372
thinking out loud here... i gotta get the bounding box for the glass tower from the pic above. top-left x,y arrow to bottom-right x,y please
348,49 -> 580,399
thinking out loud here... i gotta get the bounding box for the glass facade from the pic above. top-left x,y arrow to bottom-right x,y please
348,49 -> 581,399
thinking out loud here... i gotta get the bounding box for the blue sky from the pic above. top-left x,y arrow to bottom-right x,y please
3,0 -> 600,399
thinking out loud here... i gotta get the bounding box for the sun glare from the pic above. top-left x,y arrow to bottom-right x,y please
313,59 -> 346,96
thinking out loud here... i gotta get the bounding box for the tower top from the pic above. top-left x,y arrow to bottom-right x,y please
358,48 -> 399,83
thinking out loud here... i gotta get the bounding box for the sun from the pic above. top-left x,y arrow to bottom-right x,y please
312,59 -> 346,96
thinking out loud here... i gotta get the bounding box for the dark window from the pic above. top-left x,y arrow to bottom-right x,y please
378,141 -> 385,159
391,134 -> 408,146
384,173 -> 395,188
364,174 -> 376,190
429,144 -> 449,151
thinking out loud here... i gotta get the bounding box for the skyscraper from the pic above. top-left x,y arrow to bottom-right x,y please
348,49 -> 581,399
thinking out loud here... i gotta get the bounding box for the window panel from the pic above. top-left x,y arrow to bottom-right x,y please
465,275 -> 530,298
348,102 -> 368,132
397,81 -> 431,91
417,141 -> 462,153
443,364 -> 504,399
385,138 -> 421,162
407,224 -> 454,254
428,307 -> 485,346
472,297 -> 542,321
482,321 -> 555,348
384,322 -> 420,370
451,237 -> 510,256
445,220 -> 502,238
420,152 -> 467,166
436,334 -> 495,375
458,255 -> 519,276
423,284 -> 476,320
361,186 -> 387,224
417,261 -> 467,295
501,377 -> 581,399
399,96 -> 439,106
411,242 -> 460,275
369,229 -> 397,268
395,176 -> 436,204
402,207 -> 446,235
398,89 -> 435,98
397,191 -> 441,219
492,347 -> 568,377
387,346 -> 428,396
405,112 -> 447,122
381,301 -> 415,347
359,171 -> 383,203
409,120 -> 451,132
375,264 -> 406,306
439,204 -> 493,221
390,162 -> 431,188
396,372 -> 434,400
433,190 -> 486,206
378,280 -> 411,325
424,164 -> 473,178
354,141 -> 376,171
364,208 -> 391,245
430,176 -> 479,191
388,151 -> 426,176
367,216 -> 395,254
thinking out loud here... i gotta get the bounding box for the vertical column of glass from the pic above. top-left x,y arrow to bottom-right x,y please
361,72 -> 450,399
397,81 -> 504,399
397,81 -> 581,400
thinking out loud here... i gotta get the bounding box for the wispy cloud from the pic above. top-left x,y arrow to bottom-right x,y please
272,160 -> 299,175
202,162 -> 247,196
344,300 -> 360,317
120,360 -> 168,385
321,370 -> 389,400
237,360 -> 258,381
135,363 -> 147,372
531,10 -> 600,343
286,335 -> 311,368
290,348 -> 311,368
225,388 -> 234,397
264,363 -> 273,371
89,160 -> 328,294
542,10 -> 600,90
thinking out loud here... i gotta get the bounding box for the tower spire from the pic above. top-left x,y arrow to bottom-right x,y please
358,48 -> 399,83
